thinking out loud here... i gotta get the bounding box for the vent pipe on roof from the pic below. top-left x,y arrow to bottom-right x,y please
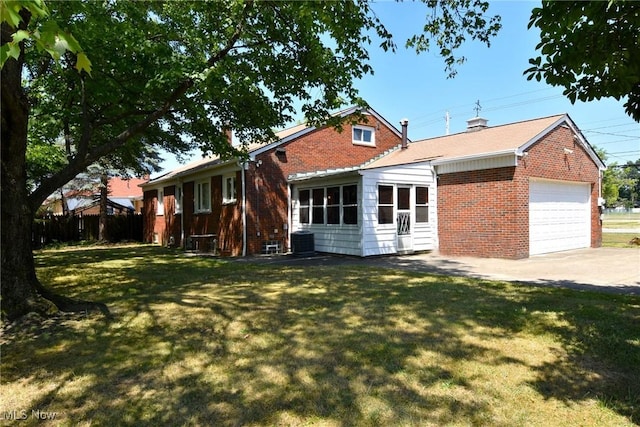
466,116 -> 488,132
400,118 -> 409,149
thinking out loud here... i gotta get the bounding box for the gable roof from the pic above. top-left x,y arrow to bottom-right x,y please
143,105 -> 403,187
363,113 -> 605,170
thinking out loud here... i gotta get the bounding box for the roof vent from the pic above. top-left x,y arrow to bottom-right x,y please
466,116 -> 488,132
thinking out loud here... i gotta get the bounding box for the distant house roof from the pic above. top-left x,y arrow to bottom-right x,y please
364,113 -> 605,170
142,106 -> 403,188
108,177 -> 148,198
67,196 -> 134,213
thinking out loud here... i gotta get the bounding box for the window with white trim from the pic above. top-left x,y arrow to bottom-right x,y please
312,188 -> 325,224
156,189 -> 164,216
326,186 -> 340,224
223,174 -> 237,204
299,189 -> 310,224
298,185 -> 359,225
378,185 -> 394,224
352,125 -> 375,146
175,186 -> 183,214
195,180 -> 211,213
342,185 -> 358,225
416,186 -> 429,223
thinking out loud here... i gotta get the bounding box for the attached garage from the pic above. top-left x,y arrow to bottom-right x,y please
529,179 -> 591,255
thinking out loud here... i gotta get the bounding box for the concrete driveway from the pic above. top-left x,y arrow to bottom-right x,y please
240,247 -> 640,296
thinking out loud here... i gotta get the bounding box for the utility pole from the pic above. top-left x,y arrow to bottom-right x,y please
444,111 -> 450,135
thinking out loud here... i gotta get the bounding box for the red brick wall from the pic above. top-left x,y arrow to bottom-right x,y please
437,167 -> 529,259
437,125 -> 602,259
244,115 -> 402,255
144,115 -> 402,255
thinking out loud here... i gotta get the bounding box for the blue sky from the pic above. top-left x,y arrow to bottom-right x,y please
157,1 -> 639,175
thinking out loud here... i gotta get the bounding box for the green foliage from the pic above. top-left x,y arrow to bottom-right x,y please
526,1 -> 640,121
4,0 -> 503,207
0,0 -> 91,73
25,139 -> 66,191
597,148 -> 640,207
407,0 -> 501,78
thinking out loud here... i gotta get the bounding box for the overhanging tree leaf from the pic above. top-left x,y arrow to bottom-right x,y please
526,1 -> 640,121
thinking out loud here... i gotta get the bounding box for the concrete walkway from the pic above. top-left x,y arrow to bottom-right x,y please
239,247 -> 640,296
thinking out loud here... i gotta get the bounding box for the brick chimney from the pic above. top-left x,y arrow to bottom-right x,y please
400,118 -> 409,149
224,128 -> 233,146
466,116 -> 488,132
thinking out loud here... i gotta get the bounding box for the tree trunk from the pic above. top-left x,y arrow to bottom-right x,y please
1,20 -> 109,322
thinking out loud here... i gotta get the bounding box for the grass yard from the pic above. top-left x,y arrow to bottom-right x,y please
602,232 -> 640,248
1,245 -> 639,426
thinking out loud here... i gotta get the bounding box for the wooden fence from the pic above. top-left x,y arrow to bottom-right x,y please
32,214 -> 143,248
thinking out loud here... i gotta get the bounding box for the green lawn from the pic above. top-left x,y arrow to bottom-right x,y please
603,232 -> 640,248
1,245 -> 639,426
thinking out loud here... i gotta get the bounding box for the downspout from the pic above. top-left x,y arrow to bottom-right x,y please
241,161 -> 248,256
179,178 -> 185,248
287,182 -> 292,253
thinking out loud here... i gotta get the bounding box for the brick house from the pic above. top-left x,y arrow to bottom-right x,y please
141,107 -> 404,255
356,114 -> 605,258
143,109 -> 604,259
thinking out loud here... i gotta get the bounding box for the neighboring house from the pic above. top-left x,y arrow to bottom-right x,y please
43,176 -> 147,216
143,108 -> 605,259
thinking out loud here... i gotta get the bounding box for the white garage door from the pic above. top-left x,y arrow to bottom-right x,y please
529,179 -> 591,255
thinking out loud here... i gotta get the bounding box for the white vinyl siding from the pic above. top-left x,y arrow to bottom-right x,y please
361,163 -> 437,257
529,179 -> 591,255
291,178 -> 362,256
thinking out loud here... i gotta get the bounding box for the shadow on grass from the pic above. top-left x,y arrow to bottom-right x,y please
1,245 -> 638,425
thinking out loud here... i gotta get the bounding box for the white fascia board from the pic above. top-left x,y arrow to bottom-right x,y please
142,158 -> 238,189
431,149 -> 519,166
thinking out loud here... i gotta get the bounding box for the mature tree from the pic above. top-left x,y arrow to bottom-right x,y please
618,160 -> 640,207
526,1 -> 640,121
1,0 -> 501,321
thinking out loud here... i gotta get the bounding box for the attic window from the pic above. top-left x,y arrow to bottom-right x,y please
352,125 -> 375,147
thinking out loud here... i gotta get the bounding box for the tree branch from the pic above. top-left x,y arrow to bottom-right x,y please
28,1 -> 255,208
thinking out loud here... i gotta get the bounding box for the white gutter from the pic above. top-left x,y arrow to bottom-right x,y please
287,182 -> 292,252
178,178 -> 185,248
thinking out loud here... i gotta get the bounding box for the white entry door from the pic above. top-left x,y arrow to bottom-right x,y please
529,179 -> 591,255
397,187 -> 413,253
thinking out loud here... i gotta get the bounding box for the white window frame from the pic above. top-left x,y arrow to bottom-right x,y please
156,189 -> 164,216
223,173 -> 237,204
175,185 -> 183,214
352,125 -> 375,147
195,179 -> 211,213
